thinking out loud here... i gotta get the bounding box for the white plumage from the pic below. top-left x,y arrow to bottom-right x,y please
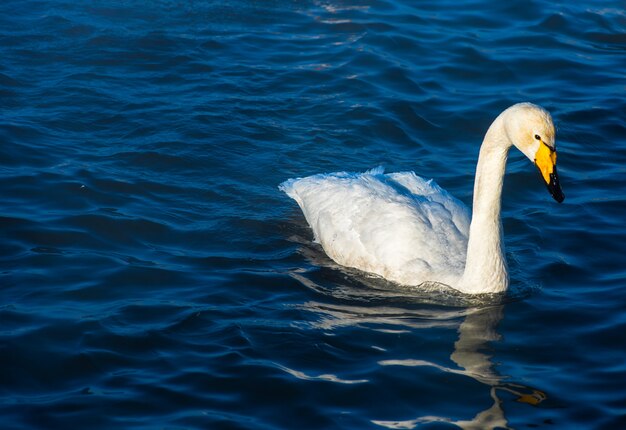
281,103 -> 564,294
280,168 -> 470,287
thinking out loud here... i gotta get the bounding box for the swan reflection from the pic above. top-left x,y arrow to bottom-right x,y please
373,305 -> 545,429
292,270 -> 545,429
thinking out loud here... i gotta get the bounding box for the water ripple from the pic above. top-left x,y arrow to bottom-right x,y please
1,0 -> 625,428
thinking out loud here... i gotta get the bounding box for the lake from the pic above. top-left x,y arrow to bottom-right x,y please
1,0 -> 625,428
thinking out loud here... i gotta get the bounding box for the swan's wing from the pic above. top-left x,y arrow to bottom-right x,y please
280,170 -> 470,286
386,171 -> 471,238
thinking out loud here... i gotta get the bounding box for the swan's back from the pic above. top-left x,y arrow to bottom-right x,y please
280,168 -> 471,287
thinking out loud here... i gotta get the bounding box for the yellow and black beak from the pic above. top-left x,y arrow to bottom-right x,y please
534,142 -> 564,203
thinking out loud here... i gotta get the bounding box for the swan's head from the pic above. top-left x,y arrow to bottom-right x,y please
504,103 -> 564,203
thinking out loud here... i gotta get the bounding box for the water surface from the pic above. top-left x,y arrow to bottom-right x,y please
1,0 -> 626,428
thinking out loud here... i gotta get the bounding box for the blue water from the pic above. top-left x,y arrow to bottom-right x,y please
1,0 -> 625,428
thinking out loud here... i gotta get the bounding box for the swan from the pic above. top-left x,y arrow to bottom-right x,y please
280,103 -> 564,294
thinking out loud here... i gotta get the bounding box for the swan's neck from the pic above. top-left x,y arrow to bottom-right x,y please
457,115 -> 512,294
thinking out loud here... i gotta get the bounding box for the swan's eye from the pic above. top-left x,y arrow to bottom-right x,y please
534,134 -> 541,140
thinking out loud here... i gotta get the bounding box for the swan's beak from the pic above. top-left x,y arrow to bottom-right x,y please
534,142 -> 564,203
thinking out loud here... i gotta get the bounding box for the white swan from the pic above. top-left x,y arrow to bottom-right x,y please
280,103 -> 564,294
